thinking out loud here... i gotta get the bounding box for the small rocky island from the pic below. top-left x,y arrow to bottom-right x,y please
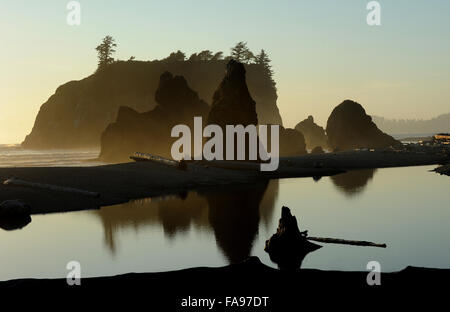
295,115 -> 328,150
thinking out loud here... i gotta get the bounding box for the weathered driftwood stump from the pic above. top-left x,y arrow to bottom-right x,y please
265,206 -> 321,270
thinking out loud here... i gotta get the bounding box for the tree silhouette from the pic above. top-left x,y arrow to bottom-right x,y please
254,49 -> 276,90
254,49 -> 272,74
189,51 -> 224,61
165,50 -> 186,62
197,50 -> 214,61
211,51 -> 224,60
95,36 -> 117,70
231,42 -> 248,63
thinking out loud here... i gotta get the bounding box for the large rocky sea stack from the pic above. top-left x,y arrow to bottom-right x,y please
22,60 -> 282,149
326,100 -> 401,151
99,72 -> 209,161
207,60 -> 258,127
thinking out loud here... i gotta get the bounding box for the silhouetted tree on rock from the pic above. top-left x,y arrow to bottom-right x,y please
96,35 -> 117,71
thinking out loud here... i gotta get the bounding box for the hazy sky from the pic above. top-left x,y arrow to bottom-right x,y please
0,0 -> 449,144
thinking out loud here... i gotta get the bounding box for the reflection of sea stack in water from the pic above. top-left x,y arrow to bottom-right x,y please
330,169 -> 377,196
326,100 -> 401,151
94,193 -> 209,253
265,206 -> 321,270
100,71 -> 209,161
295,115 -> 328,150
205,182 -> 268,264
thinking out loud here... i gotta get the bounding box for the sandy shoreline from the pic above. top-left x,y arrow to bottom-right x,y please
0,150 -> 447,215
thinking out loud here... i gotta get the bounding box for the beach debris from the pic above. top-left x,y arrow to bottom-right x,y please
265,206 -> 388,270
0,200 -> 32,231
2,178 -> 100,198
307,236 -> 386,248
265,206 -> 321,270
130,152 -> 187,170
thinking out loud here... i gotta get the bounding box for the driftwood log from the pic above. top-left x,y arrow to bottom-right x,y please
307,236 -> 386,248
130,152 -> 187,170
3,178 -> 100,198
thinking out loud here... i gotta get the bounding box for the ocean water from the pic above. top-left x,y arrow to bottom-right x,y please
0,144 -> 103,168
1,165 -> 449,281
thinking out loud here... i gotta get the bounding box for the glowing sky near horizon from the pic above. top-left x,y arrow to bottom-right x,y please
0,0 -> 449,144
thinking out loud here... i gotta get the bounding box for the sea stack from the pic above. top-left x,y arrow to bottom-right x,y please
295,115 -> 328,150
326,100 -> 401,151
207,60 -> 258,126
206,60 -> 258,160
100,72 -> 209,161
278,127 -> 307,156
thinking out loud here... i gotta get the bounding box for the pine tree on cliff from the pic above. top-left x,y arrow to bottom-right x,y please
231,42 -> 254,64
95,36 -> 117,71
255,49 -> 276,90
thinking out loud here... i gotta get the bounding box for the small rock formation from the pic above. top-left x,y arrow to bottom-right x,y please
100,72 -> 209,161
265,206 -> 321,270
278,127 -> 307,157
0,200 -> 32,231
310,146 -> 325,154
295,115 -> 328,150
326,100 -> 402,151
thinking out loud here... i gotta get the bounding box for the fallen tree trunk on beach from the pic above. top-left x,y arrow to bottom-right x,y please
2,178 -> 100,198
307,236 -> 386,248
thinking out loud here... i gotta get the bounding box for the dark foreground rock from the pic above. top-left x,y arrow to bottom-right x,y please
0,199 -> 31,217
295,115 -> 328,150
100,72 -> 209,161
0,200 -> 32,231
326,100 -> 402,151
